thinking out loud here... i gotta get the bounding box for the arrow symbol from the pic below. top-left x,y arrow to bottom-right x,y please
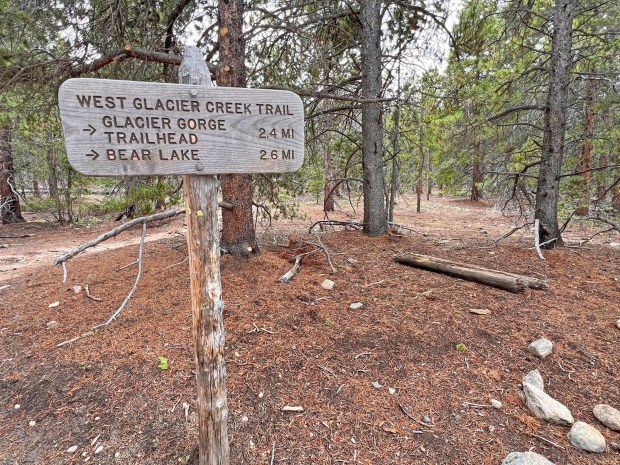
86,150 -> 99,160
82,124 -> 96,135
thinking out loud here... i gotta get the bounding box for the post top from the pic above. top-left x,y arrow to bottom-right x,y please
179,46 -> 212,86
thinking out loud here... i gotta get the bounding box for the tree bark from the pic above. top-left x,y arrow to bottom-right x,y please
360,0 -> 388,236
218,0 -> 258,256
471,141 -> 483,201
534,0 -> 576,248
0,125 -> 25,224
577,74 -> 597,209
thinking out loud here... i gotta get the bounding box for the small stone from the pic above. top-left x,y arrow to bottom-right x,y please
321,279 -> 335,290
593,404 -> 620,431
388,387 -> 396,395
616,319 -> 620,330
48,301 -> 60,308
241,415 -> 249,422
94,445 -> 104,454
349,302 -> 363,310
114,451 -> 120,458
528,338 -> 553,358
423,415 -> 432,424
491,399 -> 503,409
611,442 -> 620,452
258,392 -> 264,399
567,421 -> 606,452
72,285 -> 83,294
249,440 -> 255,449
488,425 -> 496,433
28,420 -> 36,427
67,446 -> 78,453
501,451 -> 555,465
522,369 -> 544,390
95,416 -> 100,421
46,320 -> 59,329
14,404 -> 20,410
371,381 -> 382,389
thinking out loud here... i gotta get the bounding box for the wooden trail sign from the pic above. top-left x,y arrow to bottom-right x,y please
57,47 -> 305,465
58,78 -> 304,176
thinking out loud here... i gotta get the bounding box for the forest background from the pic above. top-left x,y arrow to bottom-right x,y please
1,0 -> 619,247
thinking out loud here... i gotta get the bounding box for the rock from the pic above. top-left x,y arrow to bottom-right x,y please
14,404 -> 20,410
528,338 -> 553,358
371,381 -> 382,389
522,383 -> 574,426
46,320 -> 59,329
593,404 -> 620,431
28,420 -> 36,427
388,387 -> 396,395
48,301 -> 60,308
72,285 -> 83,293
349,302 -> 363,310
67,446 -> 78,453
567,421 -> 606,452
423,415 -> 432,424
321,279 -> 335,290
94,445 -> 104,454
616,318 -> 620,330
611,442 -> 620,452
241,415 -> 249,422
491,399 -> 503,409
522,369 -> 544,391
501,451 -> 555,465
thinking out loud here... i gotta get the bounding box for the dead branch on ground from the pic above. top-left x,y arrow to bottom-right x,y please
57,223 -> 147,347
53,208 -> 183,275
395,253 -> 548,293
494,222 -> 534,243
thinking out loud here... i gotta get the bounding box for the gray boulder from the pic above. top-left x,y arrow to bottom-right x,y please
593,404 -> 620,431
501,451 -> 555,465
567,421 -> 606,452
522,383 -> 574,426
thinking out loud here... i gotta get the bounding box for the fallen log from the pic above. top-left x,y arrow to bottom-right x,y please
394,253 -> 548,293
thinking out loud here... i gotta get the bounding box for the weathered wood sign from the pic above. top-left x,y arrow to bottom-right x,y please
58,78 -> 304,176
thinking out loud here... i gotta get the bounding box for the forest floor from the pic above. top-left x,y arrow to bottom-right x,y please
1,194 -> 619,465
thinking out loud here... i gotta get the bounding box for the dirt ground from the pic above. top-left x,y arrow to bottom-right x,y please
1,195 -> 619,465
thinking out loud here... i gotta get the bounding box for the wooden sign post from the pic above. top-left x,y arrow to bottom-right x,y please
179,47 -> 229,465
57,47 -> 304,465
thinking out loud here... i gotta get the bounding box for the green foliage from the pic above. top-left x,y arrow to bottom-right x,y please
455,343 -> 468,352
158,356 -> 169,370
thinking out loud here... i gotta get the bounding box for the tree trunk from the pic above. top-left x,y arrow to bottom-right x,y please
416,106 -> 424,213
324,140 -> 335,212
577,74 -> 597,209
360,0 -> 387,236
471,141 -> 483,201
47,133 -> 65,223
534,0 -> 575,248
218,0 -> 258,257
388,99 -> 400,221
0,125 -> 25,224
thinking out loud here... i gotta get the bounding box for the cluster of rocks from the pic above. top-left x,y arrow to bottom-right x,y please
501,337 -> 620,465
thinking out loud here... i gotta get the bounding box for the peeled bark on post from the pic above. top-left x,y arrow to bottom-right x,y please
179,47 -> 230,465
218,0 -> 258,257
360,0 -> 388,237
0,125 -> 25,224
534,0 -> 576,248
